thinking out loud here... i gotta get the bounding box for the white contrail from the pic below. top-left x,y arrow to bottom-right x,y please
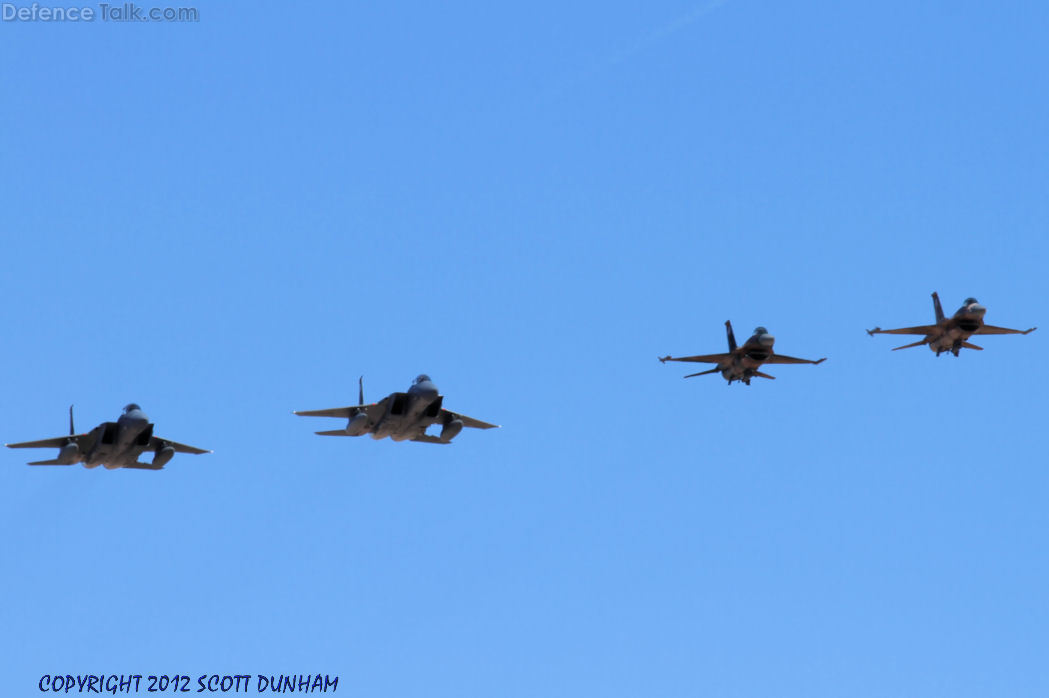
607,0 -> 731,68
542,0 -> 733,102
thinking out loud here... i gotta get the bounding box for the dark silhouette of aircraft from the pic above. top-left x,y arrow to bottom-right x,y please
867,292 -> 1036,356
6,404 -> 210,470
294,375 -> 498,444
660,321 -> 826,385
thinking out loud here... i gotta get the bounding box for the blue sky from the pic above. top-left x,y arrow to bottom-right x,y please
1,2 -> 1046,695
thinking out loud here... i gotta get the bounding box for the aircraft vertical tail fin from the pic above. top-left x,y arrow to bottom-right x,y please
69,405 -> 75,435
358,376 -> 364,406
725,321 -> 737,352
932,292 -> 945,323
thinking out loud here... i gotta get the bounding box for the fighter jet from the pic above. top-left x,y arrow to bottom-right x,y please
866,292 -> 1036,356
659,321 -> 826,385
6,404 -> 210,470
294,375 -> 499,444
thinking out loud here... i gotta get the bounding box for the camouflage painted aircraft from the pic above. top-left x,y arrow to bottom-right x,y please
6,404 -> 210,470
660,321 -> 826,385
866,292 -> 1036,356
294,375 -> 499,444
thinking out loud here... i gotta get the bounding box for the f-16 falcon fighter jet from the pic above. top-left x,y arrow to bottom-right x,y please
6,404 -> 210,470
867,292 -> 1036,356
660,321 -> 826,385
294,375 -> 499,444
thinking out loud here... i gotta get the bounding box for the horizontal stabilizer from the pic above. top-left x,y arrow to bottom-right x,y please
411,434 -> 450,445
683,367 -> 720,378
124,462 -> 165,470
315,429 -> 353,437
27,459 -> 75,466
892,338 -> 930,351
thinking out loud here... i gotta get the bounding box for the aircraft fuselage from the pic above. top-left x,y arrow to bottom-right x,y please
372,391 -> 444,441
926,303 -> 986,355
720,332 -> 776,384
83,411 -> 155,468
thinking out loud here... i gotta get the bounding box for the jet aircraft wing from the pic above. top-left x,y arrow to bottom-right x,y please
294,400 -> 385,420
7,431 -> 98,465
973,324 -> 1037,335
866,325 -> 938,336
765,354 -> 826,365
440,409 -> 499,430
148,436 -> 211,454
658,353 -> 731,364
6,433 -> 94,450
5,432 -> 83,449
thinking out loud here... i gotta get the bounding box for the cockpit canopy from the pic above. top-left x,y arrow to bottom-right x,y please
753,326 -> 769,336
963,297 -> 979,306
413,374 -> 432,385
123,403 -> 142,414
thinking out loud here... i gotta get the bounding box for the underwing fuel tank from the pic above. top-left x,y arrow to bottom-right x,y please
152,446 -> 175,468
58,442 -> 80,464
345,412 -> 369,436
440,419 -> 464,442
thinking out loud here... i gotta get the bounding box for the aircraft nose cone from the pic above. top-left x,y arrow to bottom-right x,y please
758,334 -> 775,347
